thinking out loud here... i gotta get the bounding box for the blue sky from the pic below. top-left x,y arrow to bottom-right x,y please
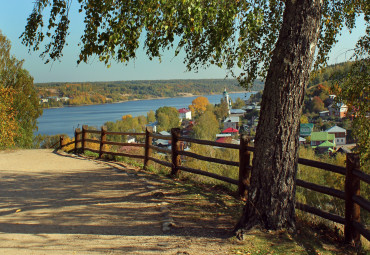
0,1 -> 367,83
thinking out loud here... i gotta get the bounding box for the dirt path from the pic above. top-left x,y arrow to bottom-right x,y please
0,149 -> 239,254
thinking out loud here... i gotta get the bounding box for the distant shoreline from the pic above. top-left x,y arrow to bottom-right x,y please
42,90 -> 254,109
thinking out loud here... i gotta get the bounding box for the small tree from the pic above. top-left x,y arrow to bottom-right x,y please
156,106 -> 180,131
189,96 -> 210,118
193,109 -> 220,140
232,97 -> 246,109
147,110 -> 156,123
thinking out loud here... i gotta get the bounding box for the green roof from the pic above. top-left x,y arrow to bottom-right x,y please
300,123 -> 314,136
300,123 -> 314,129
311,132 -> 335,141
318,141 -> 335,147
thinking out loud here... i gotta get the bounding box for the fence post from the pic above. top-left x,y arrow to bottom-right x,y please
74,128 -> 81,154
144,127 -> 153,170
99,126 -> 107,159
239,135 -> 251,200
81,125 -> 88,154
171,128 -> 181,175
345,153 -> 361,246
60,135 -> 65,149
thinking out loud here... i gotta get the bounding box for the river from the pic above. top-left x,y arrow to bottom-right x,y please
37,92 -> 253,137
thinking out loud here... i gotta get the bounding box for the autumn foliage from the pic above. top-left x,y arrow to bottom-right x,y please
189,96 -> 210,117
0,87 -> 19,148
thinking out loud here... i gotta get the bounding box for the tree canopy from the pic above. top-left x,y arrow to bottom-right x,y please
21,1 -> 368,87
0,31 -> 42,148
155,106 -> 180,131
189,96 -> 210,117
0,87 -> 19,148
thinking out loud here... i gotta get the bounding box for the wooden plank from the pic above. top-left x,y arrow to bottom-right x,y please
104,141 -> 145,147
85,129 -> 101,134
296,202 -> 345,224
63,141 -> 75,147
101,150 -> 145,160
84,139 -> 100,144
144,128 -> 153,170
239,135 -> 251,199
246,146 -> 255,152
352,221 -> 370,241
178,165 -> 239,185
296,179 -> 345,200
352,169 -> 370,185
179,136 -> 240,149
352,195 -> 370,212
171,128 -> 181,175
105,131 -> 145,136
345,153 -> 361,244
298,158 -> 346,175
148,157 -> 172,168
179,150 -> 239,167
149,133 -> 171,140
149,145 -> 171,154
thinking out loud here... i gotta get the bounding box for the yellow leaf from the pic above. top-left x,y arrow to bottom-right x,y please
15,209 -> 21,213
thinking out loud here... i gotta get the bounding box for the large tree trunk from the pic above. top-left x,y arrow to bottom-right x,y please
235,0 -> 321,236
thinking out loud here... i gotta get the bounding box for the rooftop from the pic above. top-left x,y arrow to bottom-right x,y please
325,125 -> 346,133
311,132 -> 335,141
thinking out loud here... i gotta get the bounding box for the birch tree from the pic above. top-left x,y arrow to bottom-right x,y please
21,0 -> 369,235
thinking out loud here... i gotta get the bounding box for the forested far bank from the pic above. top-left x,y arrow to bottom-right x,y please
36,79 -> 264,108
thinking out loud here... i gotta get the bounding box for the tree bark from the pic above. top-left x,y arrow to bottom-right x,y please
235,0 -> 322,236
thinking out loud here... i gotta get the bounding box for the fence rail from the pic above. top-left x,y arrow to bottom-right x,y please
59,125 -> 370,245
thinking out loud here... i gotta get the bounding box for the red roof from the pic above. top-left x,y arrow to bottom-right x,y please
216,137 -> 233,143
178,108 -> 190,113
222,127 -> 239,133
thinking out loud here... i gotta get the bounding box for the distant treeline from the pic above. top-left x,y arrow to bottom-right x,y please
36,79 -> 264,107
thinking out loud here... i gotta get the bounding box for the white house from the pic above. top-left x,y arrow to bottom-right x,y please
178,108 -> 192,120
325,125 -> 347,145
223,116 -> 239,130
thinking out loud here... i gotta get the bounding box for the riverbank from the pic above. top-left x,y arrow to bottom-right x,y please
41,90 -> 249,109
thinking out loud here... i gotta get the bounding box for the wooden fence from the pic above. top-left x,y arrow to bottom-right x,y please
60,125 -> 370,245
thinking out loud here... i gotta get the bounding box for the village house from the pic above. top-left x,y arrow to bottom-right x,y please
300,123 -> 314,137
230,109 -> 245,118
223,116 -> 239,130
328,103 -> 348,118
319,110 -> 330,117
325,125 -> 347,145
178,108 -> 192,120
310,132 -> 335,147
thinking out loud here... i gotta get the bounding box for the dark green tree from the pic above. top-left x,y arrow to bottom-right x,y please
232,97 -> 246,109
21,0 -> 368,235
